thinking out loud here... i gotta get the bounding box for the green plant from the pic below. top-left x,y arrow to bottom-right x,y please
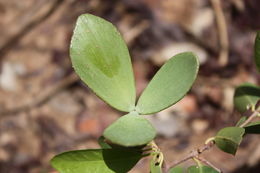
51,14 -> 260,173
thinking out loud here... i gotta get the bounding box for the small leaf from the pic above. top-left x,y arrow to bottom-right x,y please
215,127 -> 245,155
136,52 -> 199,115
255,31 -> 260,73
51,149 -> 143,173
233,83 -> 260,113
150,156 -> 162,173
235,116 -> 247,127
235,117 -> 260,134
98,136 -> 112,149
188,165 -> 218,173
169,166 -> 184,173
71,14 -> 136,112
244,121 -> 260,134
103,112 -> 156,146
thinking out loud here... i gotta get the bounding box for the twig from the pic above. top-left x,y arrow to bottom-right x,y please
239,108 -> 260,128
196,156 -> 222,173
166,141 -> 215,170
0,0 -> 64,60
124,20 -> 150,45
230,0 -> 245,12
166,108 -> 260,172
0,73 -> 79,117
184,31 -> 218,57
165,152 -> 194,170
211,0 -> 229,66
0,13 -> 147,117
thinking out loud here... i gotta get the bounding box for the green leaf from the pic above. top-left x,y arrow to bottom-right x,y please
169,166 -> 184,173
255,31 -> 260,73
70,14 -> 136,112
187,165 -> 218,173
235,117 -> 260,134
150,156 -> 162,173
98,136 -> 112,149
233,83 -> 260,113
215,127 -> 245,155
103,112 -> 156,146
244,121 -> 260,134
235,116 -> 247,127
136,52 -> 199,115
51,149 -> 143,173
150,164 -> 162,173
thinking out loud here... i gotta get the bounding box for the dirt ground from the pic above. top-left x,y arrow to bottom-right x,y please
0,0 -> 260,173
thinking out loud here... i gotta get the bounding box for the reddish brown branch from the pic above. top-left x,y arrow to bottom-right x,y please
0,0 -> 64,60
196,156 -> 222,173
0,73 -> 79,117
166,108 -> 260,172
211,0 -> 229,66
239,108 -> 260,127
166,141 -> 215,171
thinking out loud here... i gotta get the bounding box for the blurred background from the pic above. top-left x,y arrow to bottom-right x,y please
0,0 -> 260,172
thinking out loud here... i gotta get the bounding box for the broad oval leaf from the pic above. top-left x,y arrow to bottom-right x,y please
51,149 -> 143,173
255,31 -> 260,73
188,165 -> 218,173
136,52 -> 199,115
244,121 -> 260,134
71,14 -> 136,112
169,166 -> 184,173
215,127 -> 245,155
103,112 -> 156,146
233,83 -> 260,113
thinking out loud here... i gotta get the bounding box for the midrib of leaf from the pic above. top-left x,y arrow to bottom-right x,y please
215,136 -> 241,146
76,16 -> 135,111
86,19 -> 129,104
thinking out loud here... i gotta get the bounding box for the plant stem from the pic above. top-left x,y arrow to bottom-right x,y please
165,152 -> 194,170
149,141 -> 168,173
166,108 -> 260,172
211,0 -> 229,66
196,156 -> 222,173
205,137 -> 215,144
192,157 -> 203,167
239,108 -> 260,128
166,141 -> 215,170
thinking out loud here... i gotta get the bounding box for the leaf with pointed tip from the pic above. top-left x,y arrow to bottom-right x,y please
233,83 -> 260,113
70,14 -> 136,112
187,165 -> 218,173
136,52 -> 199,115
169,166 -> 184,173
255,31 -> 260,73
244,121 -> 260,134
215,127 -> 245,155
51,149 -> 143,173
104,112 -> 156,146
